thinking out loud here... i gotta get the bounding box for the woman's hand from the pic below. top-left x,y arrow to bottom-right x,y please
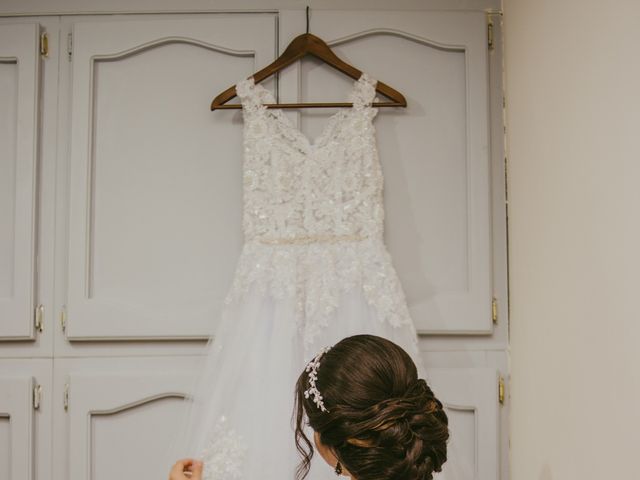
169,458 -> 203,480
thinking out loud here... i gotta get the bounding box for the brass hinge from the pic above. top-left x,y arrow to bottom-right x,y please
34,304 -> 44,333
33,384 -> 42,410
63,383 -> 69,411
498,376 -> 505,404
492,297 -> 498,324
488,21 -> 494,50
60,305 -> 67,333
40,32 -> 49,57
67,32 -> 73,59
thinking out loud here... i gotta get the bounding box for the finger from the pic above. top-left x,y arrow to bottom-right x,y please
170,458 -> 194,477
190,460 -> 204,480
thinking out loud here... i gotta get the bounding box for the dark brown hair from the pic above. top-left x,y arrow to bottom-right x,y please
294,334 -> 449,480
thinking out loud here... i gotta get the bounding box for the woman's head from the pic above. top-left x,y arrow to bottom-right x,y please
294,334 -> 449,480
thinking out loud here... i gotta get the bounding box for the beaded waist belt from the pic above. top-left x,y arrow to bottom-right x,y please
252,233 -> 367,245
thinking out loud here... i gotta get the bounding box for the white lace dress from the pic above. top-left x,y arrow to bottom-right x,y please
168,72 -> 424,480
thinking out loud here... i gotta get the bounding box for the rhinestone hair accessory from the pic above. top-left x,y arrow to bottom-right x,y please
303,345 -> 333,412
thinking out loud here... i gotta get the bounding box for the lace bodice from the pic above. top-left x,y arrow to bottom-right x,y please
224,72 -> 416,348
237,72 -> 384,242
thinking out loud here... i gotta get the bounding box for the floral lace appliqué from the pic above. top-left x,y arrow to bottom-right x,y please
224,238 -> 417,348
198,416 -> 247,480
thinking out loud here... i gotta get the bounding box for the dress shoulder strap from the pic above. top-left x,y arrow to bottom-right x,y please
348,72 -> 379,108
235,76 -> 272,113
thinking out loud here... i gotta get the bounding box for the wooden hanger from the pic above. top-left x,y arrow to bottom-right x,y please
210,7 -> 407,111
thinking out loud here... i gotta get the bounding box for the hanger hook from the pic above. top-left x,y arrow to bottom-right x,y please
306,6 -> 310,34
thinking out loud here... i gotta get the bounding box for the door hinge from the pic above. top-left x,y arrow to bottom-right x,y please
40,32 -> 49,57
34,304 -> 44,333
486,9 -> 502,51
498,376 -> 505,405
63,383 -> 70,411
492,297 -> 498,324
67,32 -> 73,59
60,305 -> 67,333
33,383 -> 42,410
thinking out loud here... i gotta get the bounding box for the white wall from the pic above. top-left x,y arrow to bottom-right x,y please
504,0 -> 640,478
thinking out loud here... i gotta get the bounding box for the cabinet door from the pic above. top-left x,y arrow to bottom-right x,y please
427,368 -> 500,480
0,376 -> 35,480
64,367 -> 195,480
0,23 -> 40,340
65,14 -> 277,340
278,10 -> 494,334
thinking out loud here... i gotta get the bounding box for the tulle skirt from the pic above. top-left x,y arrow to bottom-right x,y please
166,281 -> 425,480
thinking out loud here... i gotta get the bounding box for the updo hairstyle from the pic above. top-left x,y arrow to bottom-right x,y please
294,334 -> 449,480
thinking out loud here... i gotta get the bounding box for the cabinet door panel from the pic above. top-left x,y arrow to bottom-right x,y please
279,10 -> 493,334
0,376 -> 35,480
0,23 -> 40,340
66,15 -> 277,340
427,368 -> 500,480
67,370 -> 194,480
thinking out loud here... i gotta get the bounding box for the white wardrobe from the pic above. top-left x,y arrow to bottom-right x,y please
0,3 -> 508,480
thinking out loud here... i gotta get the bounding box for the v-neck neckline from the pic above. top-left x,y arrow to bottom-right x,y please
243,72 -> 374,151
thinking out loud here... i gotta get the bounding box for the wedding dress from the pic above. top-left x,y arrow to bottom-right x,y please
167,72 -> 467,480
